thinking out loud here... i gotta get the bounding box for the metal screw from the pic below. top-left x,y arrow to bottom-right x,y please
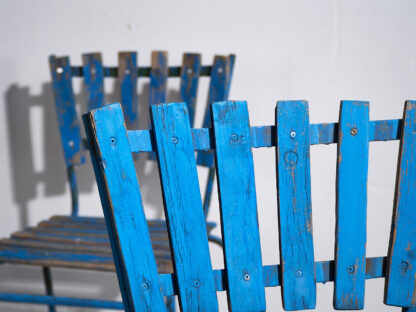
350,127 -> 358,136
290,131 -> 296,138
110,137 -> 117,145
171,137 -> 178,144
141,281 -> 150,291
56,67 -> 64,74
125,69 -> 130,75
295,270 -> 302,277
218,67 -> 224,74
347,265 -> 355,273
231,134 -> 238,141
401,261 -> 409,272
193,280 -> 201,288
243,273 -> 250,281
91,67 -> 96,75
187,68 -> 193,74
68,140 -> 74,148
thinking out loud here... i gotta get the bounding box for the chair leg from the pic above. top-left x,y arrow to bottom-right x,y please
42,267 -> 56,312
166,296 -> 176,312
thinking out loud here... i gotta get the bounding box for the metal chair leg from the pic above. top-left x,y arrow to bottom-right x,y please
42,267 -> 56,312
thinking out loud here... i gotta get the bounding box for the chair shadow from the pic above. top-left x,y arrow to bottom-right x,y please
3,79 -> 180,309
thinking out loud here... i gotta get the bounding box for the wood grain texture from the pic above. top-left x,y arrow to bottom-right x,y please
212,101 -> 266,311
82,53 -> 105,111
49,55 -> 84,166
179,53 -> 201,127
151,102 -> 218,311
118,52 -> 138,128
83,103 -> 166,312
149,51 -> 168,107
334,101 -> 369,309
385,101 -> 416,308
275,100 -> 316,310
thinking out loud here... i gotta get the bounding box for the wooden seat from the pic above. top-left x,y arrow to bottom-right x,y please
86,100 -> 416,311
0,215 -> 216,273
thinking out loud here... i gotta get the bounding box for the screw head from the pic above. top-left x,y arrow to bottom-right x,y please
91,67 -> 96,75
193,280 -> 201,288
290,131 -> 296,138
125,69 -> 130,75
231,134 -> 238,141
295,270 -> 302,277
68,140 -> 74,148
347,265 -> 355,273
171,137 -> 178,144
218,67 -> 224,74
141,281 -> 150,291
56,67 -> 64,74
401,261 -> 409,272
110,137 -> 117,145
243,273 -> 250,281
350,127 -> 358,136
187,68 -> 193,74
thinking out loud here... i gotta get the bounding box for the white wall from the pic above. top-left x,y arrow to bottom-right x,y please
0,0 -> 415,311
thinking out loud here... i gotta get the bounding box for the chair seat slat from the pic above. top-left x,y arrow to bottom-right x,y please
212,101 -> 266,311
151,102 -> 218,311
334,101 -> 369,309
275,100 -> 316,310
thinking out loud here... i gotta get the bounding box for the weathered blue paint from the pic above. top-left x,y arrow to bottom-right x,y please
82,53 -> 105,111
67,166 -> 79,216
149,51 -> 168,107
385,101 -> 416,308
128,119 -> 404,154
275,100 -> 316,310
84,104 -> 166,312
42,267 -> 55,312
179,53 -> 201,127
334,101 -> 369,309
118,52 -> 138,128
49,55 -> 84,167
212,101 -> 266,311
151,103 -> 218,311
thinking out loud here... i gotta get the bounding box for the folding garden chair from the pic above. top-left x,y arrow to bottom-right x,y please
86,99 -> 416,311
0,51 -> 234,311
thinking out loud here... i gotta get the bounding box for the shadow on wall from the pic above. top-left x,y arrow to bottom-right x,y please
4,79 -> 180,228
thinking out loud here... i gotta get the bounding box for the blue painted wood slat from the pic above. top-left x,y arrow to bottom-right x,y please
211,101 -> 266,311
82,53 -> 105,111
49,56 -> 84,166
150,103 -> 218,311
118,52 -> 138,128
334,101 -> 369,309
149,51 -> 168,106
179,53 -> 201,127
385,101 -> 416,308
275,100 -> 316,310
83,104 -> 166,312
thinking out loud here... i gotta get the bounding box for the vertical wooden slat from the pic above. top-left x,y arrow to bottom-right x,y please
212,101 -> 266,311
82,52 -> 105,111
179,53 -> 201,127
83,103 -> 166,312
149,51 -> 168,106
334,101 -> 369,309
150,103 -> 218,311
49,55 -> 84,166
118,52 -> 138,128
275,100 -> 316,310
385,101 -> 416,308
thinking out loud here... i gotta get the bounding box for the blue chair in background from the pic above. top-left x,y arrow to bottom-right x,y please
0,51 -> 234,311
86,99 -> 416,311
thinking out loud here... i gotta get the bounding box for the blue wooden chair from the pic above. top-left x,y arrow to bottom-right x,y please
0,51 -> 234,311
85,100 -> 416,311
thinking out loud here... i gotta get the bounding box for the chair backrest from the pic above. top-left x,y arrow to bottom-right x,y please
49,51 -> 235,216
84,100 -> 416,311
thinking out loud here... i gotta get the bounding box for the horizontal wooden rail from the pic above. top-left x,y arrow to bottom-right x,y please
127,118 -> 402,153
70,65 -> 212,77
158,256 -> 385,296
0,293 -> 123,309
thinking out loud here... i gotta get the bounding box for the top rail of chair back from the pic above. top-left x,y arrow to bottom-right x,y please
49,51 -> 235,167
84,100 -> 416,311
